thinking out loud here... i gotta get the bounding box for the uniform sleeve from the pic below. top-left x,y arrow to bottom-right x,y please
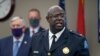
0,39 -> 3,56
0,40 -> 1,56
78,38 -> 90,56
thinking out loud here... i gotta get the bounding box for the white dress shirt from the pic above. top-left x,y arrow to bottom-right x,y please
29,26 -> 40,37
48,27 -> 65,49
13,34 -> 24,48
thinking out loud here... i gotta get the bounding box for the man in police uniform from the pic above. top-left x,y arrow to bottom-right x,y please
29,5 -> 89,56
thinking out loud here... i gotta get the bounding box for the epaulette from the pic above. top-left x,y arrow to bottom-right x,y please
69,29 -> 85,37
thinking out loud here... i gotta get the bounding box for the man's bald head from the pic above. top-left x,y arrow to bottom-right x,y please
47,5 -> 64,17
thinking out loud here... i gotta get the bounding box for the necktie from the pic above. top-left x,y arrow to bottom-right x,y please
50,35 -> 56,49
32,30 -> 35,36
33,30 -> 35,34
13,41 -> 20,56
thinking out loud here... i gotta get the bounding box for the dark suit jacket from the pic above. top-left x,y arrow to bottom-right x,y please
25,27 -> 45,37
0,34 -> 31,56
29,29 -> 90,56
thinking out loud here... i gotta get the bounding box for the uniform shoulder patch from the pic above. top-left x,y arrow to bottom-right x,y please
69,29 -> 84,37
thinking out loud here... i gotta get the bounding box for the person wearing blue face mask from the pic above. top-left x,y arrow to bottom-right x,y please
0,16 -> 31,56
25,8 -> 45,38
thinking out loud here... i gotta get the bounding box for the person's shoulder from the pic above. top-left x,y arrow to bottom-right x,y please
35,29 -> 46,36
32,29 -> 46,40
69,29 -> 86,41
0,35 -> 12,43
31,30 -> 46,46
39,26 -> 45,31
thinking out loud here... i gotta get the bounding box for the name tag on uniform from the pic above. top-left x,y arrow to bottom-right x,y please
33,51 -> 39,54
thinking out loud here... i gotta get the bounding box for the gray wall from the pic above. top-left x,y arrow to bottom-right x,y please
0,0 -> 99,56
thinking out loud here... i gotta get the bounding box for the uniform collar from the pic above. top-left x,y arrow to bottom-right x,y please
49,27 -> 65,40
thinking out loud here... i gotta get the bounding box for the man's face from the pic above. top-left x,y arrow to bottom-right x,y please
28,11 -> 41,28
10,19 -> 24,30
28,11 -> 40,20
47,8 -> 66,30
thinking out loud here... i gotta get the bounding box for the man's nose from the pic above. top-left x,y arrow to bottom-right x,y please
57,16 -> 64,20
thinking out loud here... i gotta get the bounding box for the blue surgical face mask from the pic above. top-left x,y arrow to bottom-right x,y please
11,28 -> 23,38
29,18 -> 40,28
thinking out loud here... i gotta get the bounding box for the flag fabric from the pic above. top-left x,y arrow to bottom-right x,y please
77,0 -> 89,48
59,0 -> 65,11
77,0 -> 85,36
99,0 -> 100,42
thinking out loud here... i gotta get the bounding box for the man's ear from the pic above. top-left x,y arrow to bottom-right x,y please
46,16 -> 49,22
